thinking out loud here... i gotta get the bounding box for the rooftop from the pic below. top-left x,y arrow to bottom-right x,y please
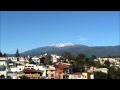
22,68 -> 38,73
70,72 -> 82,75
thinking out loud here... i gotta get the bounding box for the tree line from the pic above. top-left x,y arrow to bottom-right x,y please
61,51 -> 120,79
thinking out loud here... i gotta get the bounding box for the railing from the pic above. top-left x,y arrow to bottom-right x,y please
18,74 -> 40,78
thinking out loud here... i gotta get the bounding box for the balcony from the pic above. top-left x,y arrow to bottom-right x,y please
18,74 -> 40,78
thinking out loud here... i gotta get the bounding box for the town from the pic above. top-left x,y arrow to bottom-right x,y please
0,50 -> 120,79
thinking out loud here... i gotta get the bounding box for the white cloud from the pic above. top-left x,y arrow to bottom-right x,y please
79,38 -> 87,41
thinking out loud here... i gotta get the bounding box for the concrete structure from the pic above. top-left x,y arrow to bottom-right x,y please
7,72 -> 17,79
82,73 -> 88,79
0,65 -> 7,78
68,72 -> 82,79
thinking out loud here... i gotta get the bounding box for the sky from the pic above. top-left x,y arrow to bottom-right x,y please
0,11 -> 120,54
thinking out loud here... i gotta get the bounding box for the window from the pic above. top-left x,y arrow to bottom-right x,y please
78,75 -> 81,78
56,73 -> 58,76
51,74 -> 54,77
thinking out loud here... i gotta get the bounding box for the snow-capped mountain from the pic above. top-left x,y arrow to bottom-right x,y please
49,42 -> 76,48
7,42 -> 120,58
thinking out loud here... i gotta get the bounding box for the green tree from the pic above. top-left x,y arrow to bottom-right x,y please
0,51 -> 2,57
15,49 -> 20,57
3,53 -> 7,57
85,60 -> 96,67
0,75 -> 5,78
19,75 -> 30,79
96,62 -> 105,68
91,55 -> 97,60
108,67 -> 120,79
61,52 -> 76,63
44,54 -> 52,65
94,71 -> 107,79
76,53 -> 86,61
104,60 -> 110,68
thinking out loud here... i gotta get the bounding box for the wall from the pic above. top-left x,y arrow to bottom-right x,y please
7,72 -> 17,79
82,73 -> 88,79
0,61 -> 7,67
10,67 -> 19,72
55,69 -> 63,79
0,71 -> 7,78
68,75 -> 82,79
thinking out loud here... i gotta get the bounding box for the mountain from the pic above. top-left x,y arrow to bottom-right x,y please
7,42 -> 120,57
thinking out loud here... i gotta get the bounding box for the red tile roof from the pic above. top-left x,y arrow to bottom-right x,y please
56,63 -> 68,69
70,72 -> 82,75
22,68 -> 38,73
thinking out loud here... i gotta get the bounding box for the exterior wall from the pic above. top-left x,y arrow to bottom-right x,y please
11,57 -> 18,62
0,71 -> 7,78
0,57 -> 8,60
87,67 -> 94,73
7,72 -> 17,79
10,67 -> 19,72
55,69 -> 63,79
94,68 -> 108,74
90,74 -> 94,79
51,54 -> 57,63
0,61 -> 7,67
19,58 -> 24,62
68,75 -> 82,79
82,73 -> 88,79
18,74 -> 40,78
17,66 -> 25,72
46,70 -> 55,79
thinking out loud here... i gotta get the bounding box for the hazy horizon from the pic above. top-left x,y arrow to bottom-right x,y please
0,11 -> 119,54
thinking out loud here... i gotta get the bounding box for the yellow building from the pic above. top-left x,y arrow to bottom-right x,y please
82,73 -> 88,79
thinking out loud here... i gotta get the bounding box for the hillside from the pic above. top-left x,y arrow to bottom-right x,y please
7,43 -> 120,57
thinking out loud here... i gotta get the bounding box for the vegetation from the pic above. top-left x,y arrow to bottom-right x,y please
0,75 -> 5,78
44,54 -> 52,65
0,51 -> 3,57
61,51 -> 120,79
94,71 -> 107,79
0,52 -> 7,57
15,49 -> 20,57
19,75 -> 30,79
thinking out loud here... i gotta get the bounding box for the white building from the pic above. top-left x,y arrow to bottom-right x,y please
94,68 -> 108,74
68,72 -> 82,79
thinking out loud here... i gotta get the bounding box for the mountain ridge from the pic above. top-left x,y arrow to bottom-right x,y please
6,42 -> 120,57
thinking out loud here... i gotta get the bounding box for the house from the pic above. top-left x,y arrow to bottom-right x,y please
0,57 -> 8,61
39,57 -> 45,64
11,57 -> 19,62
0,65 -> 7,78
44,65 -> 56,79
18,68 -> 41,79
54,63 -> 69,79
54,67 -> 63,79
87,67 -> 108,74
7,71 -> 17,79
19,57 -> 24,62
51,54 -> 58,63
0,60 -> 8,67
82,72 -> 88,79
68,72 -> 82,79
31,57 -> 40,64
94,68 -> 108,74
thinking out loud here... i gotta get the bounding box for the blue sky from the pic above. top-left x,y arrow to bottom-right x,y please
0,11 -> 120,54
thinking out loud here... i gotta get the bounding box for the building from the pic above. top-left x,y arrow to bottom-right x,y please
54,63 -> 69,79
18,68 -> 41,79
0,60 -> 8,78
68,72 -> 82,79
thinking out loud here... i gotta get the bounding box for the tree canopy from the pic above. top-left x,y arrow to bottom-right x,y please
0,52 -> 3,57
15,49 -> 20,57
